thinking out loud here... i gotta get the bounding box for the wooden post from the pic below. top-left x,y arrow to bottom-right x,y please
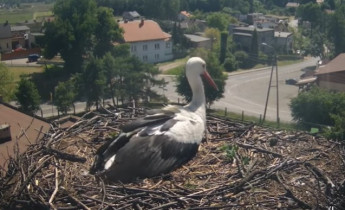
224,107 -> 227,116
241,111 -> 244,122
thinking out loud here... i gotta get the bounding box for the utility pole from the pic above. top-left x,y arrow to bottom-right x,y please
261,43 -> 280,127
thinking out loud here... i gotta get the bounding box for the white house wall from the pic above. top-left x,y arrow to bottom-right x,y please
0,38 -> 11,53
129,39 -> 173,63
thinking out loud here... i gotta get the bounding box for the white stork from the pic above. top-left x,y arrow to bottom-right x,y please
90,57 -> 218,182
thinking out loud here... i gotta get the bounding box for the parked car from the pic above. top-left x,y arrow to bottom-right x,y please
27,54 -> 40,63
285,78 -> 297,85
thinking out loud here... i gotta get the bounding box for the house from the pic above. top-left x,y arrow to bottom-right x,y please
286,2 -> 300,8
0,21 -> 12,53
0,101 -> 50,172
230,26 -> 275,52
274,31 -> 293,54
178,11 -> 192,21
123,11 -> 141,21
315,53 -> 345,92
184,34 -> 212,50
11,25 -> 31,49
119,19 -> 173,63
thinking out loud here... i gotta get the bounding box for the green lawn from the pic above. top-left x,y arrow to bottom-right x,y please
0,3 -> 53,24
9,66 -> 44,82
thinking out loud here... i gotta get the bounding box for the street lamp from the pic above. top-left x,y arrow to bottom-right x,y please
261,42 -> 280,127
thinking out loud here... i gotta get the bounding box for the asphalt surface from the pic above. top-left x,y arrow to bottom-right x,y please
155,57 -> 319,122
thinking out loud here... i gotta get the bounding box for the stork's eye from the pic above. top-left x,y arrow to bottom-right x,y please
202,64 -> 206,68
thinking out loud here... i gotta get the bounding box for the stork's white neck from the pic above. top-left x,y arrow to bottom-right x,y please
185,74 -> 206,121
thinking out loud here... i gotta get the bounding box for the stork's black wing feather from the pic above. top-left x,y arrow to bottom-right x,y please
90,109 -> 177,175
121,110 -> 175,132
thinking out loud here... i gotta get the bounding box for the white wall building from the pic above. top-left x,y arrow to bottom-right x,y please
119,19 -> 173,63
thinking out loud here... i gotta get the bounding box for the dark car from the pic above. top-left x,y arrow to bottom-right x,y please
27,54 -> 40,63
285,78 -> 297,85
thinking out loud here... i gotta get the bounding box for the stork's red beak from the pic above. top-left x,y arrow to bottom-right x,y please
202,71 -> 219,91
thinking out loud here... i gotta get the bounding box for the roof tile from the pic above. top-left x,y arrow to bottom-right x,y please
119,20 -> 171,43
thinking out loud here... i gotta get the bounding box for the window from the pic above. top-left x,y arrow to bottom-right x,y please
166,42 -> 171,48
155,43 -> 160,50
155,54 -> 160,60
143,45 -> 148,51
143,55 -> 148,61
131,45 -> 137,52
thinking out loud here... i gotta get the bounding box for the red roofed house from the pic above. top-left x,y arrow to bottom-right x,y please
178,11 -> 192,21
0,101 -> 50,173
119,19 -> 173,63
315,53 -> 345,92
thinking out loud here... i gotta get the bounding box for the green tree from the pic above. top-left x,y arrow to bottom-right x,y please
206,12 -> 230,31
44,0 -> 98,73
94,7 -> 123,57
219,31 -> 228,63
290,86 -> 345,126
296,2 -> 322,28
251,28 -> 259,60
54,80 -> 76,115
80,57 -> 106,109
329,5 -> 345,55
176,50 -> 226,107
15,77 -> 41,114
0,63 -> 15,102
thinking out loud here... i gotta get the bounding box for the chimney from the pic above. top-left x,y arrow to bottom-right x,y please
0,124 -> 11,143
139,18 -> 144,27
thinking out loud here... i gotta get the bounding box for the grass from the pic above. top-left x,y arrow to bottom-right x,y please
163,66 -> 184,75
8,66 -> 44,82
0,2 -> 53,24
211,108 -> 301,131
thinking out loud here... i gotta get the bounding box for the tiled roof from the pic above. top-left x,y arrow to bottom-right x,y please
180,11 -> 191,17
0,103 -> 50,169
315,53 -> 345,75
119,20 -> 171,43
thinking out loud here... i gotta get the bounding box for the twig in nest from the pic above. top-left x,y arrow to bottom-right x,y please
275,171 -> 312,209
48,162 -> 59,209
44,147 -> 86,163
235,141 -> 283,158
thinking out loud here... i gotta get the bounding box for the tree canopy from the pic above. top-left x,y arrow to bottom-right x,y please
15,76 -> 41,114
44,0 -> 123,73
0,63 -> 15,102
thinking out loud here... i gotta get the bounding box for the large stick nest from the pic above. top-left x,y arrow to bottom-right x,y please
1,107 -> 345,209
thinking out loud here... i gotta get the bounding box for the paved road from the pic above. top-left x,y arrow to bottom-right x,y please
155,57 -> 319,122
5,57 -> 319,121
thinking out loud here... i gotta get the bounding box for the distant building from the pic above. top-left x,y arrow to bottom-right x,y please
315,53 -> 345,92
231,26 -> 275,52
119,19 -> 173,63
274,31 -> 293,54
286,2 -> 300,8
178,11 -> 192,21
122,11 -> 141,21
0,21 -> 12,53
11,25 -> 31,49
184,34 -> 212,50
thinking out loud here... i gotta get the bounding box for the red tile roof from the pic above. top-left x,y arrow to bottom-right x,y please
180,11 -> 192,17
0,103 -> 50,171
119,20 -> 171,43
315,53 -> 345,75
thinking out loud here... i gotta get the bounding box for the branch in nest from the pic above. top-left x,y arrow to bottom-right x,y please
44,147 -> 86,163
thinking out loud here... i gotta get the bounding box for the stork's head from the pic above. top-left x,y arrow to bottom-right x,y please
186,57 -> 218,91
